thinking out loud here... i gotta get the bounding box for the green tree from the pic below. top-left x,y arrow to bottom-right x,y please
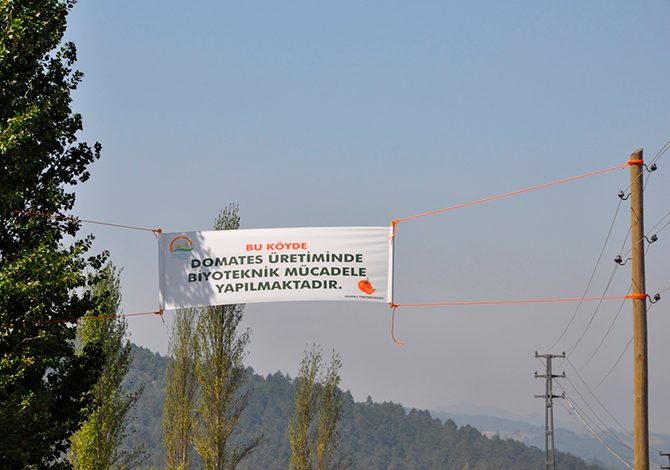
289,345 -> 350,470
69,263 -> 146,469
163,307 -> 199,470
196,302 -> 262,469
0,0 -> 105,467
194,204 -> 265,469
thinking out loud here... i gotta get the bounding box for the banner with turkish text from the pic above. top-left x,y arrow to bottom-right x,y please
158,226 -> 394,310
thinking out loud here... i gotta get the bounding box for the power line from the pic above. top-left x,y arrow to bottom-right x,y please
577,294 -> 629,372
592,335 -> 634,392
563,358 -> 633,444
557,380 -> 631,452
546,198 -> 624,352
649,138 -> 670,166
561,397 -> 633,469
647,208 -> 670,237
564,264 -> 621,357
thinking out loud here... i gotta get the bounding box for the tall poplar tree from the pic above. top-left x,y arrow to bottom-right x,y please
163,204 -> 263,470
289,345 -> 350,470
0,0 -> 105,467
69,263 -> 145,470
194,204 -> 264,470
163,307 -> 199,470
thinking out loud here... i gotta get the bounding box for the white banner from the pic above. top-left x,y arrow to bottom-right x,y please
158,226 -> 394,310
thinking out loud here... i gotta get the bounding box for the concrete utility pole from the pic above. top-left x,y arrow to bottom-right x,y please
629,149 -> 649,470
535,352 -> 566,470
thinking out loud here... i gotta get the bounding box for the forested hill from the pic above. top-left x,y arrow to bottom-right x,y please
123,344 -> 607,470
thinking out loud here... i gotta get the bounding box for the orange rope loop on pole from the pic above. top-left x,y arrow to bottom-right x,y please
7,209 -> 160,234
392,163 -> 630,225
625,293 -> 648,300
628,160 -> 644,166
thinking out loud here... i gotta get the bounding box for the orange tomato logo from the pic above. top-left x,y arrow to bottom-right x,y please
358,279 -> 375,295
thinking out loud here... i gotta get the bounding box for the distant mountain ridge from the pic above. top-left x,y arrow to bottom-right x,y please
431,402 -> 580,431
122,344 -> 613,469
427,404 -> 670,469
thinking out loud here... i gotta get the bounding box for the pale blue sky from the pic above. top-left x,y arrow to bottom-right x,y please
65,0 -> 670,444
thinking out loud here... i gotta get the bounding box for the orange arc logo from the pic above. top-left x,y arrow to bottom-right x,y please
170,236 -> 193,252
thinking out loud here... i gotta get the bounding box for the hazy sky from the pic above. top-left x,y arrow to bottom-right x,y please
64,0 -> 670,443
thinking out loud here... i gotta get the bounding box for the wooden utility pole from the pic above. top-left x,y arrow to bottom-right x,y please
629,148 -> 649,470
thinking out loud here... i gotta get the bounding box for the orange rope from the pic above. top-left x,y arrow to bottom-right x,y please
389,220 -> 398,239
15,310 -> 165,327
388,296 -> 647,344
390,296 -> 634,308
393,163 -> 630,224
391,306 -> 404,347
7,209 -> 161,234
